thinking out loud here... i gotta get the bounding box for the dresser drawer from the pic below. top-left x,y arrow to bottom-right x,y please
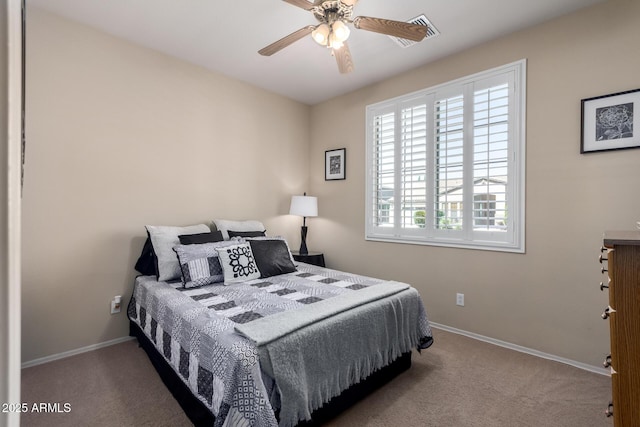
602,232 -> 640,426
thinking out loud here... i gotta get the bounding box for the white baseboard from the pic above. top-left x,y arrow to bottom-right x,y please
430,322 -> 609,377
21,336 -> 135,369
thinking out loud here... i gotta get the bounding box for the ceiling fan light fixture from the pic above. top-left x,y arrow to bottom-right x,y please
330,39 -> 344,50
329,32 -> 344,50
331,20 -> 350,43
312,23 -> 330,45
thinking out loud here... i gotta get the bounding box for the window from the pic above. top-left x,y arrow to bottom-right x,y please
366,60 -> 526,252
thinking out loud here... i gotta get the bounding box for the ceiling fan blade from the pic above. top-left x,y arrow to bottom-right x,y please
258,26 -> 315,56
353,16 -> 428,42
334,42 -> 354,74
283,0 -> 315,10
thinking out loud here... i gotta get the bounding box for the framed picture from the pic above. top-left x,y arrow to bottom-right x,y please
325,148 -> 346,180
581,88 -> 640,153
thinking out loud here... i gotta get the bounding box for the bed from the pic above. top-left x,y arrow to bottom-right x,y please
128,222 -> 433,427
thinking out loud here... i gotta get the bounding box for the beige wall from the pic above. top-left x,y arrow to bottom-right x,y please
309,0 -> 640,367
22,7 -> 310,362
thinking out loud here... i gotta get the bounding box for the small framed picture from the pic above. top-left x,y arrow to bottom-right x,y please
325,148 -> 346,181
581,88 -> 640,153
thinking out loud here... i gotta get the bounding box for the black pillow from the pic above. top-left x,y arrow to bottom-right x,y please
178,231 -> 224,245
228,230 -> 266,238
134,235 -> 158,276
249,239 -> 297,278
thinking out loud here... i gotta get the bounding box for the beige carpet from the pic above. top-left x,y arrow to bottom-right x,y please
21,328 -> 612,427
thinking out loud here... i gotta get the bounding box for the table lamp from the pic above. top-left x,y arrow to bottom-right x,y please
289,193 -> 318,255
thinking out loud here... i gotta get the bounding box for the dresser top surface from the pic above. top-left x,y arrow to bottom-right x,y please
604,230 -> 640,247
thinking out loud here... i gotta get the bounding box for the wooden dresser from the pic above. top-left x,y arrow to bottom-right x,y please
601,231 -> 640,425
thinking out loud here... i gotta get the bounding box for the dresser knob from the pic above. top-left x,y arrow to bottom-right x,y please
599,254 -> 608,264
601,267 -> 608,274
599,282 -> 609,291
600,246 -> 607,253
602,306 -> 616,319
603,355 -> 612,368
605,401 -> 614,417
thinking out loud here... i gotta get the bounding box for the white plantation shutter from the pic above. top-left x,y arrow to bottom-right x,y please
371,110 -> 395,231
473,82 -> 510,233
366,60 -> 526,252
400,100 -> 428,232
434,93 -> 464,233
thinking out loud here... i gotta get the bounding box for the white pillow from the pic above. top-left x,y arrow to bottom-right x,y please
215,242 -> 261,284
212,219 -> 266,240
145,224 -> 210,282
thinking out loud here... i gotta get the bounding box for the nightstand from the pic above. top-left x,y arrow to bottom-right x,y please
291,251 -> 325,268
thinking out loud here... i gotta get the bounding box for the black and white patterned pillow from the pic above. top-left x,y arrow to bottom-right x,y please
146,224 -> 211,282
173,241 -> 239,288
215,243 -> 261,284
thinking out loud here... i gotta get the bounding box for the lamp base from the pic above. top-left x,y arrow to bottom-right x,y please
299,225 -> 309,255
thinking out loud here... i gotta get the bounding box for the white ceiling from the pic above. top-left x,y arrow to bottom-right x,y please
28,0 -> 605,105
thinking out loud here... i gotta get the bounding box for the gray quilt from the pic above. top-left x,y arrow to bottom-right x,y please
128,263 -> 432,427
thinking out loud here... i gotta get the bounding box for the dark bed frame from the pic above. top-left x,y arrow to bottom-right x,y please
130,320 -> 412,426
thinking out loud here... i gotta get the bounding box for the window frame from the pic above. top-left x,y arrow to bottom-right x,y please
365,60 -> 526,253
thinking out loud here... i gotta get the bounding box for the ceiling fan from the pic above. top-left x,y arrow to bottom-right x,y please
258,0 -> 429,74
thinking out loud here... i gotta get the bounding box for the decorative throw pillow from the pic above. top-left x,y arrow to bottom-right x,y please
173,241 -> 238,288
227,230 -> 266,238
215,243 -> 261,284
178,231 -> 224,245
212,219 -> 266,240
134,235 -> 157,276
145,224 -> 210,282
249,239 -> 297,278
245,236 -> 297,265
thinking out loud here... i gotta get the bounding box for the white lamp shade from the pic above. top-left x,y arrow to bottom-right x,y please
329,35 -> 344,50
290,195 -> 318,217
332,20 -> 350,43
312,24 -> 330,46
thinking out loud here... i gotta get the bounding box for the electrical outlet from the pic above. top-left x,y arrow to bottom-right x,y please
110,295 -> 122,314
456,293 -> 465,307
